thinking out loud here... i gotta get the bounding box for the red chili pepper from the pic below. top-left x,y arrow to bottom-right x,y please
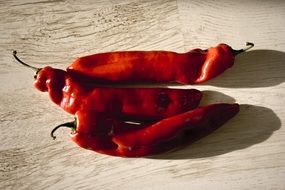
51,103 -> 239,157
67,42 -> 254,84
42,69 -> 201,118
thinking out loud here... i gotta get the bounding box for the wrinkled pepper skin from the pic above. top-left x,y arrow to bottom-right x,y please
34,66 -> 202,119
71,103 -> 239,157
67,43 -> 234,84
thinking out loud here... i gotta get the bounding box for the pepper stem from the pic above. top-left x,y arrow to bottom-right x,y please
51,120 -> 77,140
13,51 -> 41,73
231,42 -> 254,56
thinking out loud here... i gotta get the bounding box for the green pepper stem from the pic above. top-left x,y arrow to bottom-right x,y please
13,51 -> 41,73
232,42 -> 254,56
51,120 -> 77,140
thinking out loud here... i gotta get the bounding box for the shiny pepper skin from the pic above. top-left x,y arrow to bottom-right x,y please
67,43 -> 234,84
71,103 -> 239,157
34,66 -> 202,119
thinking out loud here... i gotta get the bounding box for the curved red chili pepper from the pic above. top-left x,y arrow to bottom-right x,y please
67,43 -> 254,84
51,103 -> 239,157
112,103 -> 239,157
32,66 -> 202,119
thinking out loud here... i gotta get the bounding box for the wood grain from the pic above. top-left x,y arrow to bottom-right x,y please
1,0 -> 285,189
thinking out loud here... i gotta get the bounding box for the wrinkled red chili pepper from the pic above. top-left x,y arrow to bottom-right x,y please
67,42 -> 254,84
50,103 -> 239,157
36,67 -> 202,119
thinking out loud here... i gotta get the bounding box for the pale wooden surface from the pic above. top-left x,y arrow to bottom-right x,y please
1,0 -> 285,189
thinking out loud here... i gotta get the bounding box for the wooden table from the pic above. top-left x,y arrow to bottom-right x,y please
1,0 -> 285,189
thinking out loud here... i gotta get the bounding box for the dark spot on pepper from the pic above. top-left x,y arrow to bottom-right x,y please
156,92 -> 171,108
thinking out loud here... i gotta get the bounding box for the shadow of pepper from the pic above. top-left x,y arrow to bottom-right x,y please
202,50 -> 285,88
199,90 -> 236,106
149,104 -> 281,160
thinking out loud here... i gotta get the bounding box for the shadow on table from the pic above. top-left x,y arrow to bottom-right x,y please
201,50 -> 285,88
199,90 -> 236,105
149,104 -> 281,160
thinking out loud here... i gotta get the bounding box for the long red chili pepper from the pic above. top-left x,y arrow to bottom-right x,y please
40,70 -> 202,119
50,103 -> 239,157
67,42 -> 254,84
